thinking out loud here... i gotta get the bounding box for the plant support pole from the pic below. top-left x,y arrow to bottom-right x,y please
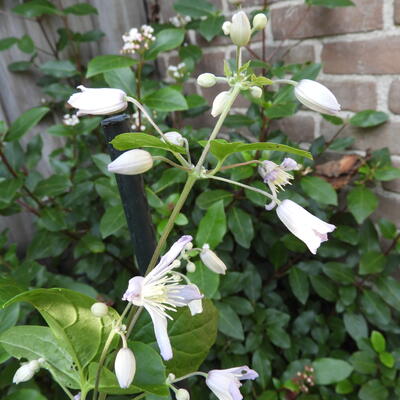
101,114 -> 156,274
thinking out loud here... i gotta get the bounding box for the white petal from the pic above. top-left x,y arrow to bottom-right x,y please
114,348 -> 136,388
122,276 -> 145,305
211,91 -> 230,117
230,11 -> 251,47
107,149 -> 153,175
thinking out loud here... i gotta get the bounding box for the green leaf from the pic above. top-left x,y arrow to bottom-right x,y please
86,55 -> 137,78
133,300 -> 218,377
47,124 -> 75,137
27,231 -> 69,260
350,110 -> 389,128
310,275 -> 336,301
0,303 -> 19,334
335,379 -> 354,395
0,179 -> 23,209
35,174 -> 71,197
6,107 -> 49,141
173,0 -> 215,17
306,0 -> 354,7
18,35 -> 35,53
322,262 -> 354,284
64,3 -> 98,15
329,136 -> 355,151
0,37 -> 18,51
104,67 -> 136,97
343,313 -> 368,341
252,349 -> 271,389
301,176 -> 337,206
0,325 -> 80,389
223,114 -> 254,127
3,389 -> 47,400
187,263 -> 219,298
375,166 -> 400,181
360,290 -> 391,326
111,132 -> 185,153
3,288 -> 119,371
359,379 -> 389,400
374,276 -> 400,311
146,29 -> 185,60
199,139 -> 312,162
228,208 -> 254,249
39,207 -> 67,232
359,251 -> 386,275
196,200 -> 226,248
347,186 -> 378,224
289,266 -> 309,305
100,205 -> 126,238
379,352 -> 394,368
40,60 -> 78,78
8,61 -> 32,72
265,103 -> 297,119
196,190 -> 233,210
313,358 -> 353,385
198,16 -> 224,41
216,302 -> 244,340
143,87 -> 188,112
350,351 -> 377,374
12,0 -> 61,17
371,331 -> 386,353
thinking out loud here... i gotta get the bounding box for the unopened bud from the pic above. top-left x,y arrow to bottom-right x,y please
250,86 -> 263,98
230,11 -> 251,47
252,14 -> 268,31
108,149 -> 153,175
200,244 -> 227,274
91,302 -> 108,318
115,348 -> 136,389
164,131 -> 184,146
222,21 -> 232,35
186,261 -> 196,273
13,358 -> 44,384
197,73 -> 217,88
211,91 -> 231,117
176,388 -> 190,400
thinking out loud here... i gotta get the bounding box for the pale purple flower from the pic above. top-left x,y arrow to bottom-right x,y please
122,236 -> 203,360
206,366 -> 259,400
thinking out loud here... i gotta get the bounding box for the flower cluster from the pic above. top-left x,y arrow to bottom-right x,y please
131,111 -> 146,131
62,113 -> 79,126
167,62 -> 187,81
293,365 -> 315,393
121,25 -> 155,55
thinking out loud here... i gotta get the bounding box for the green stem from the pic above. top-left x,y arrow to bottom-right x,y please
126,306 -> 143,337
136,59 -> 143,130
59,383 -> 74,400
207,175 -> 275,201
172,371 -> 208,384
272,79 -> 297,86
152,156 -> 190,170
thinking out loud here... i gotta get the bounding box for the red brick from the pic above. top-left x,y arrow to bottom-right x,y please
389,80 -> 400,114
320,120 -> 400,154
270,115 -> 315,143
321,80 -> 377,112
395,0 -> 400,24
322,37 -> 400,75
194,51 -> 227,76
271,0 -> 382,40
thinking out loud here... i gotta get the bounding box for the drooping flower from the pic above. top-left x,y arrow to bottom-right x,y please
68,86 -> 128,116
122,236 -> 203,360
276,199 -> 336,254
206,366 -> 259,400
200,244 -> 227,275
13,358 -> 45,384
107,149 -> 153,175
114,347 -> 136,388
230,11 -> 251,47
211,91 -> 231,117
294,79 -> 341,115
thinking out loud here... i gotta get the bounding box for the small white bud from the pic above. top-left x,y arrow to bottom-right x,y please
171,259 -> 181,268
91,302 -> 108,318
186,261 -> 196,273
115,347 -> 136,389
222,21 -> 232,35
197,73 -> 217,88
250,86 -> 263,98
230,11 -> 251,47
164,131 -> 184,146
167,373 -> 176,383
185,242 -> 193,251
108,149 -> 153,175
211,91 -> 231,118
252,14 -> 268,31
200,244 -> 227,274
13,359 -> 43,384
176,388 -> 190,400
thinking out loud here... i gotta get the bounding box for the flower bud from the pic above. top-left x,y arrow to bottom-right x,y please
91,302 -> 108,318
197,73 -> 217,88
222,21 -> 232,35
164,131 -> 184,146
115,347 -> 136,389
200,244 -> 227,274
13,358 -> 44,384
108,149 -> 153,175
211,91 -> 231,118
68,86 -> 128,116
294,79 -> 341,115
176,388 -> 190,400
250,86 -> 263,98
252,14 -> 268,31
230,11 -> 251,47
186,261 -> 196,273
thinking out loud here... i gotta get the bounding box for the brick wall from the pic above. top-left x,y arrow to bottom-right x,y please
159,0 -> 400,223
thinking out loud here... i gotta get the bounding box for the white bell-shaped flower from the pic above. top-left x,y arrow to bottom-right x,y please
122,236 -> 203,360
107,149 -> 153,175
200,244 -> 227,275
211,91 -> 231,117
294,80 -> 341,115
68,86 -> 128,116
206,366 -> 259,400
276,199 -> 336,254
13,358 -> 44,384
114,347 -> 136,389
230,11 -> 251,47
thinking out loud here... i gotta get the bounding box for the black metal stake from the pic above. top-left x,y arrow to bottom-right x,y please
101,114 -> 156,275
